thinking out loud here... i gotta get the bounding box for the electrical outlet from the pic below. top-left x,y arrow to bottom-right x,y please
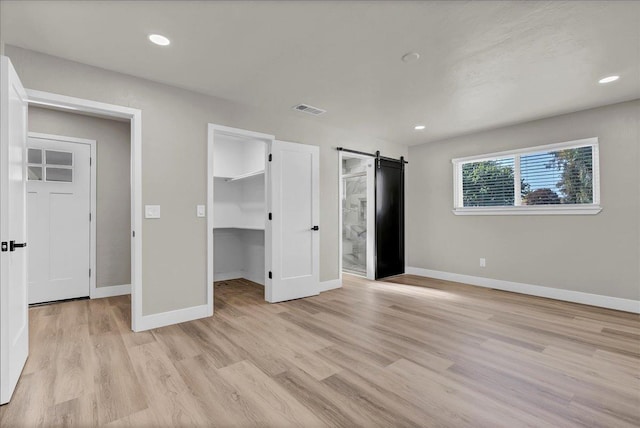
196,205 -> 206,217
479,258 -> 486,268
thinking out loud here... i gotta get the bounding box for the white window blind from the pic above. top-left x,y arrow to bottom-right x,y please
520,146 -> 593,205
452,138 -> 601,215
462,157 -> 515,207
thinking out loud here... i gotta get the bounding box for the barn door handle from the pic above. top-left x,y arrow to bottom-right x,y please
311,226 -> 319,231
9,241 -> 27,251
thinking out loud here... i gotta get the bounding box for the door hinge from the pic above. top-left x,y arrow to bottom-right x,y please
89,268 -> 92,277
268,271 -> 272,279
89,213 -> 92,222
132,231 -> 135,237
90,157 -> 92,166
268,153 -> 272,162
268,212 -> 272,220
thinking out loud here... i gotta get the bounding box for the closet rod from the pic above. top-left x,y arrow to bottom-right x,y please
336,147 -> 408,164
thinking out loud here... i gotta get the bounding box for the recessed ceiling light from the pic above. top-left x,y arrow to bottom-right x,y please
148,34 -> 170,46
598,75 -> 619,84
414,125 -> 426,130
402,52 -> 420,64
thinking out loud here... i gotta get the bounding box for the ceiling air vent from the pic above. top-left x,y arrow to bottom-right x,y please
292,103 -> 326,116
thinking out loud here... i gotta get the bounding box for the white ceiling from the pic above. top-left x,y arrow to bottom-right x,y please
2,1 -> 639,145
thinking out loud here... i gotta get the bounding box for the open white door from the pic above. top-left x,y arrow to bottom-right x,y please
0,56 -> 29,404
266,140 -> 319,303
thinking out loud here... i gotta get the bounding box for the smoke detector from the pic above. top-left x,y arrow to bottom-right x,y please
292,103 -> 326,116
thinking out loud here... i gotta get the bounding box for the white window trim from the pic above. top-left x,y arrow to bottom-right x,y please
452,137 -> 601,216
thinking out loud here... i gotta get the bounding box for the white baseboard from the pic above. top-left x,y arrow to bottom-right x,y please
135,304 -> 210,332
320,278 -> 342,292
406,267 -> 640,314
244,270 -> 265,286
214,271 -> 265,286
214,271 -> 244,282
90,283 -> 131,299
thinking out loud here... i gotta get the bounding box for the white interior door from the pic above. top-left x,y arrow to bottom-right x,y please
27,136 -> 91,304
267,140 -> 319,302
0,56 -> 29,405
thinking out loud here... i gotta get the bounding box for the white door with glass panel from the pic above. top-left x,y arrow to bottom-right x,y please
27,135 -> 91,304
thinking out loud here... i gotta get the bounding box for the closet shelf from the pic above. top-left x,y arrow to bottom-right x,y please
213,226 -> 265,231
214,169 -> 265,182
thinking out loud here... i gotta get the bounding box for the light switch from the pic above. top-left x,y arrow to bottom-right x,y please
145,205 -> 161,219
197,205 -> 206,217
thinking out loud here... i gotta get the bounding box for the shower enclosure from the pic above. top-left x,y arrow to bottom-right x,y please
341,156 -> 372,276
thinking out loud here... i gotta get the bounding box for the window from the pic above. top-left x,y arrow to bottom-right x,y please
27,148 -> 73,183
452,138 -> 600,215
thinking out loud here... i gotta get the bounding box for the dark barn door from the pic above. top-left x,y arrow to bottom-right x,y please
375,158 -> 405,279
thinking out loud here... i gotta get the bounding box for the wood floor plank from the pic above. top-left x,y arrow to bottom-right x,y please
126,342 -> 207,426
151,324 -> 202,362
174,354 -> 265,427
90,325 -> 148,424
218,360 -> 326,427
2,274 -> 638,427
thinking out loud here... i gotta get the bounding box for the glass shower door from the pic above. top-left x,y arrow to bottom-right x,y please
342,174 -> 367,275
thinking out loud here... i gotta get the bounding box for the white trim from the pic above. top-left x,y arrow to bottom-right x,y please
207,123 -> 274,315
208,123 -> 274,142
406,267 -> 640,314
91,284 -> 131,299
28,133 -> 98,301
319,278 -> 342,292
513,154 -> 522,206
207,125 -> 214,316
27,90 -> 137,120
591,143 -> 601,205
453,205 -> 602,216
136,304 -> 210,331
28,132 -> 95,146
26,90 -> 144,331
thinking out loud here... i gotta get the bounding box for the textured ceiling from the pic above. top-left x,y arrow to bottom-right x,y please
1,1 -> 639,145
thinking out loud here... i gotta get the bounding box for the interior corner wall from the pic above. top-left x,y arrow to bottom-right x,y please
28,106 -> 132,289
407,99 -> 640,301
5,46 -> 408,316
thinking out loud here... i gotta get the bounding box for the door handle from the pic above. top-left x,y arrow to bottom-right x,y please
311,226 -> 319,231
9,241 -> 27,252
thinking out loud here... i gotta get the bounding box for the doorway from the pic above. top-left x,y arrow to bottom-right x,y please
24,90 -> 144,331
339,152 -> 375,280
338,148 -> 406,281
26,133 -> 95,304
207,124 -> 321,307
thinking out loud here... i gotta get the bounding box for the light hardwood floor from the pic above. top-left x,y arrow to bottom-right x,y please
1,274 -> 639,427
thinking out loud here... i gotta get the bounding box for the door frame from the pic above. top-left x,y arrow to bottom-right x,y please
207,123 -> 274,312
338,151 -> 375,280
27,132 -> 97,301
26,90 -> 143,331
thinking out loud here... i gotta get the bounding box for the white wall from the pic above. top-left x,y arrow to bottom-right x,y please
407,100 -> 640,301
6,46 -> 407,316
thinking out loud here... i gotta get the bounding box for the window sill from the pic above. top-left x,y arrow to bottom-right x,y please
452,205 -> 602,216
